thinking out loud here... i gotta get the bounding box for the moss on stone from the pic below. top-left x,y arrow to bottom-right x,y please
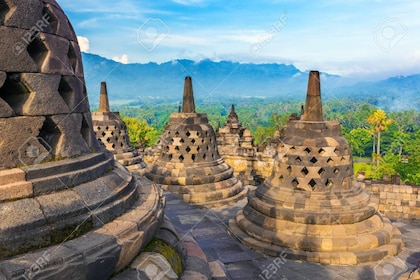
143,238 -> 183,276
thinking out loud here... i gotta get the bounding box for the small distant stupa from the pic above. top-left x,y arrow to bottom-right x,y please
230,71 -> 403,265
92,82 -> 146,174
145,77 -> 248,208
217,104 -> 256,185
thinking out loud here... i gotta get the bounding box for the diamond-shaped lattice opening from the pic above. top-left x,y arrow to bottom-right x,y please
0,74 -> 31,113
192,154 -> 196,161
110,131 -> 115,136
203,154 -> 207,160
206,145 -> 209,151
201,139 -> 205,143
334,148 -> 340,155
295,156 -> 302,163
310,157 -> 318,164
209,138 -> 213,143
290,146 -> 296,152
301,167 -> 309,176
191,139 -> 196,144
179,155 -> 184,162
175,131 -> 179,137
327,157 -> 333,164
318,168 -> 326,176
0,0 -> 10,23
291,178 -> 299,187
180,138 -> 185,143
27,37 -> 49,69
186,131 -> 191,137
211,154 -> 214,160
186,146 -> 191,153
43,4 -> 59,33
105,126 -> 109,130
325,179 -> 333,187
333,168 -> 340,174
80,115 -> 90,144
287,166 -> 292,175
197,146 -> 200,152
67,43 -> 78,73
106,137 -> 111,143
205,131 -> 209,136
278,175 -> 284,183
168,154 -> 173,160
101,131 -> 106,137
318,148 -> 326,155
111,143 -> 116,149
341,157 -> 346,162
196,132 -> 200,137
304,147 -> 311,154
165,146 -> 169,152
175,146 -> 180,151
38,117 -> 60,152
308,179 -> 317,189
97,127 -> 101,131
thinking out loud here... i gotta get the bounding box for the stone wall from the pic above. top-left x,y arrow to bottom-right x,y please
361,180 -> 420,220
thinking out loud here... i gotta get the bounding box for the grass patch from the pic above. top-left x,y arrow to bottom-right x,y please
143,238 -> 183,276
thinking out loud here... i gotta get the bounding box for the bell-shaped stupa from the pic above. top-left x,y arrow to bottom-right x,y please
217,104 -> 256,185
146,77 -> 248,208
92,82 -> 147,174
230,71 -> 403,265
0,2 -> 164,278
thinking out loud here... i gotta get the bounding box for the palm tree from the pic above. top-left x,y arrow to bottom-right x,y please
367,109 -> 393,167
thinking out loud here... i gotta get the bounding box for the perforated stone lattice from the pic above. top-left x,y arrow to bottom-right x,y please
0,0 -> 96,168
274,143 -> 353,192
160,129 -> 219,163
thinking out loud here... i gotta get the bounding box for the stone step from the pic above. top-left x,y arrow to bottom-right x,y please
29,154 -> 114,196
0,181 -> 32,202
24,151 -> 108,180
0,168 -> 26,185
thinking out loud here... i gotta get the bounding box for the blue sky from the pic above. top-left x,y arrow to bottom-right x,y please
58,0 -> 420,79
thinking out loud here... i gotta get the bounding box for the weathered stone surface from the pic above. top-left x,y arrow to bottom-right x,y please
0,26 -> 39,72
0,116 -> 49,169
18,73 -> 71,115
46,113 -> 91,158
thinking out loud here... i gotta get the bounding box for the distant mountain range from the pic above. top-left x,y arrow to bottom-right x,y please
81,53 -> 420,111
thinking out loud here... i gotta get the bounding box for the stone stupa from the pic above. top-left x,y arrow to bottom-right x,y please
92,82 -> 147,175
0,1 -> 164,278
145,77 -> 248,208
230,71 -> 403,265
217,104 -> 256,185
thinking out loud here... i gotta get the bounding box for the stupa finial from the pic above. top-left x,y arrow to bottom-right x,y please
302,71 -> 322,121
182,76 -> 195,113
99,81 -> 110,112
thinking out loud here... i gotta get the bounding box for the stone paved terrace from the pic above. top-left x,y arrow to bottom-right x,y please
116,186 -> 420,280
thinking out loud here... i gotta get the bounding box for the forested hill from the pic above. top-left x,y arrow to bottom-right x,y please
82,53 -> 420,111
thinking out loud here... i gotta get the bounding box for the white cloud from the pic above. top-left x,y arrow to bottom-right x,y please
77,36 -> 90,52
172,0 -> 204,5
113,54 -> 129,64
